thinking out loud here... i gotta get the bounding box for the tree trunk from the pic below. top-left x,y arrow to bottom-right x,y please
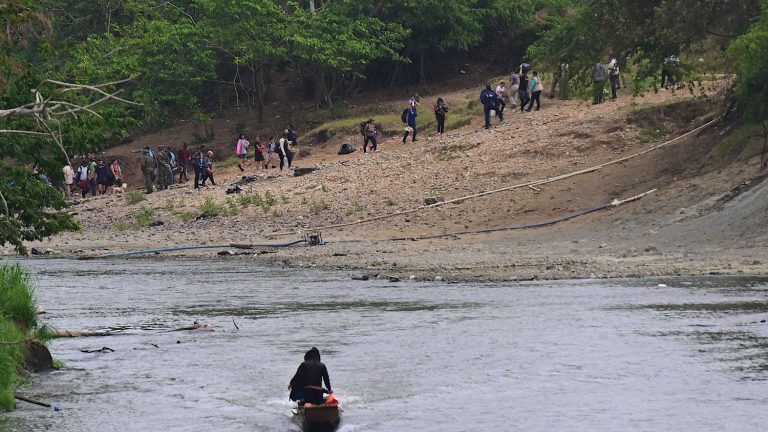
419,53 -> 427,85
389,63 -> 403,89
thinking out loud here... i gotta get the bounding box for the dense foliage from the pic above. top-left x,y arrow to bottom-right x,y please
728,5 -> 768,123
1,0 -> 767,254
528,0 -> 768,92
0,264 -> 43,411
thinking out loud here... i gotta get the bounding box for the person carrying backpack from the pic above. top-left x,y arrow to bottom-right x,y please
139,147 -> 157,194
607,56 -> 620,100
76,160 -> 91,198
200,150 -> 215,186
402,107 -> 418,143
480,83 -> 502,129
592,61 -> 607,104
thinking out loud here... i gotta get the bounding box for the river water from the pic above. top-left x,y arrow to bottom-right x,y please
2,259 -> 767,431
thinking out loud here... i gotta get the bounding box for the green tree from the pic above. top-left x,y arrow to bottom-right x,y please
729,5 -> 768,123
285,1 -> 407,108
195,0 -> 288,121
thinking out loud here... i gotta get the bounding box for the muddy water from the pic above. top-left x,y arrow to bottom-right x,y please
2,259 -> 768,431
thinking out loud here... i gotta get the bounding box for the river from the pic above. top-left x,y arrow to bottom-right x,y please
2,259 -> 767,431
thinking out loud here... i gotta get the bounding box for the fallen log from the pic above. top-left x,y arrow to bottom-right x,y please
53,330 -> 113,338
15,394 -> 51,408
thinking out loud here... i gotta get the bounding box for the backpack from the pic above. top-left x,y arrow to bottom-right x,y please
359,121 -> 367,136
400,108 -> 408,124
338,143 -> 355,155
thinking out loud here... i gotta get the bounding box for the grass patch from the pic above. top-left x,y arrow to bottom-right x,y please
134,208 -> 155,227
226,199 -> 240,216
310,200 -> 331,214
198,198 -> 227,218
114,221 -> 130,231
162,199 -> 178,212
175,210 -> 197,222
239,191 -> 277,214
217,155 -> 240,169
346,202 -> 362,216
125,191 -> 145,205
715,123 -> 766,161
0,265 -> 37,330
0,264 -> 47,411
386,198 -> 397,206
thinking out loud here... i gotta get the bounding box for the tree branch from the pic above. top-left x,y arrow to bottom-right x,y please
0,187 -> 9,218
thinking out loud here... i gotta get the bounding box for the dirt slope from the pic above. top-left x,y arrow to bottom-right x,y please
19,82 -> 768,281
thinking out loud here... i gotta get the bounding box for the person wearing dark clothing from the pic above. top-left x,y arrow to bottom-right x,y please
362,119 -> 378,153
177,143 -> 190,182
661,55 -> 679,89
526,70 -> 543,112
287,126 -> 299,147
289,347 -> 332,405
402,107 -> 418,143
434,97 -> 448,136
518,67 -> 531,112
191,150 -> 202,189
592,61 -> 607,104
200,150 -> 215,186
480,83 -> 502,129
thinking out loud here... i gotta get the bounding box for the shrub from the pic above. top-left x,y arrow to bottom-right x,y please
0,264 -> 44,412
134,208 -> 155,227
198,198 -> 226,218
0,264 -> 37,330
125,191 -> 145,205
346,202 -> 362,216
310,201 -> 330,214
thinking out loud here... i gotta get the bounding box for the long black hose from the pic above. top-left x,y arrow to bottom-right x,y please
386,202 -> 613,242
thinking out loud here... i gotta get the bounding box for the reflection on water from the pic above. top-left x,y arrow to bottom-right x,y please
2,259 -> 767,432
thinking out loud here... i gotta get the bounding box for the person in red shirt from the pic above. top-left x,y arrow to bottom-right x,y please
177,143 -> 191,182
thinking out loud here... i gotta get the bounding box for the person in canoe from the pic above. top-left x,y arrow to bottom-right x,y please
289,347 -> 332,405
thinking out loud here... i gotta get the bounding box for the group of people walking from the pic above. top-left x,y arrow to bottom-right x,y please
62,158 -> 124,198
138,144 -> 193,194
234,127 -> 297,172
591,56 -> 622,104
480,64 -> 545,129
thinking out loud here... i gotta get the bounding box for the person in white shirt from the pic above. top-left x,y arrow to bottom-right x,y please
62,164 -> 75,197
495,81 -> 506,113
607,56 -> 620,100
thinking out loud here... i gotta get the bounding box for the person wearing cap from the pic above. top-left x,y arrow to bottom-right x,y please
200,150 -> 216,186
495,81 -> 507,114
139,147 -> 157,194
480,83 -> 502,129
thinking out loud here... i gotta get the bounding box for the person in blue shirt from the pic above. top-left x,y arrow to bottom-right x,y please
402,106 -> 418,143
480,83 -> 503,129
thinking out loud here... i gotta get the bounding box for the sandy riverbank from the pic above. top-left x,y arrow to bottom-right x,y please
14,84 -> 768,281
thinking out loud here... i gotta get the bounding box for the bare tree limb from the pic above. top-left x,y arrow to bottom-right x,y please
0,187 -> 9,218
0,130 -> 51,136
